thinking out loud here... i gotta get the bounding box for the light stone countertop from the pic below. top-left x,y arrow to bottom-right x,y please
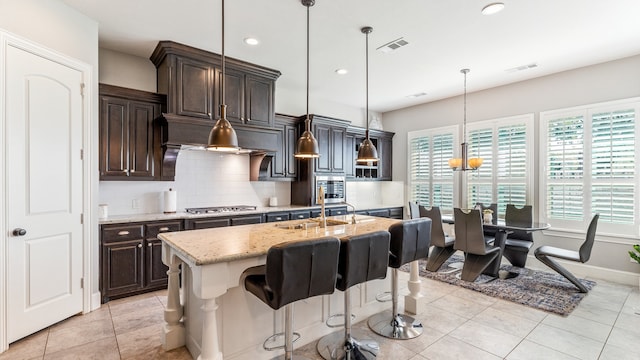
158,214 -> 400,266
98,203 -> 404,225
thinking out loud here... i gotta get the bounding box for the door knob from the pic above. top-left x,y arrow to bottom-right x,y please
13,228 -> 26,236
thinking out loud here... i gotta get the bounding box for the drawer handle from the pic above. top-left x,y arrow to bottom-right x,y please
118,231 -> 130,236
159,227 -> 170,232
275,217 -> 282,221
297,215 -> 304,219
335,211 -> 343,215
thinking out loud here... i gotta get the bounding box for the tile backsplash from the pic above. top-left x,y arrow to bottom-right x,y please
99,149 -> 290,216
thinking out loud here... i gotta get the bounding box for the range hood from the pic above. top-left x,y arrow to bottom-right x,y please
157,113 -> 279,181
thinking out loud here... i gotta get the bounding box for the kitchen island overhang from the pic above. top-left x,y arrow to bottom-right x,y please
159,215 -> 401,360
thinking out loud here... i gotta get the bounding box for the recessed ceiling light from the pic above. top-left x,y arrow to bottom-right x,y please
481,2 -> 505,15
243,37 -> 259,46
335,69 -> 348,75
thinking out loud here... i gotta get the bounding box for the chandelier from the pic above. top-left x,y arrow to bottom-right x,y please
449,68 -> 483,171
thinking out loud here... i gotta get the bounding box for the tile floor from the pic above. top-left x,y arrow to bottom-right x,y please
1,272 -> 638,360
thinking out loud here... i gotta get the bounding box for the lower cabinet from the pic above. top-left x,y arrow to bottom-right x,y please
100,220 -> 182,303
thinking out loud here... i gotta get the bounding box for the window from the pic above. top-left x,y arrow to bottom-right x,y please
466,115 -> 534,217
407,126 -> 457,214
540,98 -> 640,236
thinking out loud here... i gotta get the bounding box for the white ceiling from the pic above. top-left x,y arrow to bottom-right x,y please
62,0 -> 640,113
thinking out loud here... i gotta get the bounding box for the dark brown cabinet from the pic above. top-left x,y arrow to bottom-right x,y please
151,41 -> 280,129
100,220 -> 181,303
271,114 -> 298,180
346,127 -> 394,181
314,123 -> 346,174
99,84 -> 164,180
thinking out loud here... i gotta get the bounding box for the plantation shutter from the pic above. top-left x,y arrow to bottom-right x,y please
590,108 -> 635,224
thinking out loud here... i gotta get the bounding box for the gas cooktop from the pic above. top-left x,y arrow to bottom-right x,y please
185,206 -> 257,214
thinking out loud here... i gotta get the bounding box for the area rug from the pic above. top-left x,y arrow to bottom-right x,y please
400,255 -> 596,316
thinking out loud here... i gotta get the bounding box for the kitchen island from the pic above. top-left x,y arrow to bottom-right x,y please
158,214 -> 401,360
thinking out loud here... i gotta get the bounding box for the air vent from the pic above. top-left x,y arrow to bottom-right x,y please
377,37 -> 409,53
505,63 -> 538,73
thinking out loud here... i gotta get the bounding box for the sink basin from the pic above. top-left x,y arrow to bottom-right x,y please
274,218 -> 350,230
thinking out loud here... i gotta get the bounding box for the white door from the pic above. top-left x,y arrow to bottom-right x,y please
6,44 -> 84,343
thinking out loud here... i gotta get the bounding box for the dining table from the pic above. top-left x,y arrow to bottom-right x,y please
441,216 -> 550,278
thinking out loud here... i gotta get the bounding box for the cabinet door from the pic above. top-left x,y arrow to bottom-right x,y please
284,124 -> 298,178
176,57 -> 214,119
378,136 -> 393,180
245,75 -> 273,127
128,101 -> 157,179
270,127 -> 286,178
102,239 -> 144,302
216,68 -> 245,124
100,96 -> 128,178
344,133 -> 356,179
367,209 -> 390,218
314,124 -> 332,173
145,221 -> 182,288
331,127 -> 346,173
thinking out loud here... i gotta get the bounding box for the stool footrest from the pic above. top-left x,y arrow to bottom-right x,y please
325,313 -> 356,328
262,331 -> 301,351
374,291 -> 392,302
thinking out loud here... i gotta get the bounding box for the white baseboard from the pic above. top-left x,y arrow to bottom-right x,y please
91,291 -> 102,311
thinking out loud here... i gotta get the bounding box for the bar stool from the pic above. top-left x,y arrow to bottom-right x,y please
243,237 -> 340,360
368,218 -> 431,339
317,230 -> 390,360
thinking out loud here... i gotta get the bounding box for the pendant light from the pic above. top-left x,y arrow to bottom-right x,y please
207,0 -> 239,152
449,68 -> 483,170
294,0 -> 320,159
356,26 -> 379,163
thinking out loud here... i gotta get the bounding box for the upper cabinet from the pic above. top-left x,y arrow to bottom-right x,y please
303,115 -> 348,175
99,84 -> 165,181
151,41 -> 280,128
347,126 -> 395,181
271,114 -> 298,180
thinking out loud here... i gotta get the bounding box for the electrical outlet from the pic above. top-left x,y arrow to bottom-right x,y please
132,199 -> 139,209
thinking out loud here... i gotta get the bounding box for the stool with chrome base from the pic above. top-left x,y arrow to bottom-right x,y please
243,237 -> 340,360
368,218 -> 431,340
317,230 -> 390,360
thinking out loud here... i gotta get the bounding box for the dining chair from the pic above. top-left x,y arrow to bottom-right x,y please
453,208 -> 501,282
421,206 -> 457,272
503,204 -> 534,267
534,214 -> 599,293
408,201 -> 420,219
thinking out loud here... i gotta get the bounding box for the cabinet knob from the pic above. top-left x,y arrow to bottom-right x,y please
275,217 -> 282,221
159,227 -> 169,232
117,231 -> 130,236
138,244 -> 142,248
297,215 -> 304,219
246,118 -> 251,122
148,243 -> 152,247
12,228 -> 27,236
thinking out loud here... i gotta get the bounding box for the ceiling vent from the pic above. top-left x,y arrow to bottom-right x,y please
505,63 -> 538,73
377,37 -> 409,53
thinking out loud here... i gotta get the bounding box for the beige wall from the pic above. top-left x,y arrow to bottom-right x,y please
99,48 -> 157,92
382,54 -> 640,277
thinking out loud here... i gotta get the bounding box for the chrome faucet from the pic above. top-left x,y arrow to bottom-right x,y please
343,202 -> 357,224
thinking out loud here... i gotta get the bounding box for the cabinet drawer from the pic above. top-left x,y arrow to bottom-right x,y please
186,218 -> 231,230
102,224 -> 144,242
146,221 -> 183,239
289,211 -> 310,220
266,212 -> 290,222
231,215 -> 264,226
389,207 -> 404,219
367,209 -> 390,218
329,207 -> 348,216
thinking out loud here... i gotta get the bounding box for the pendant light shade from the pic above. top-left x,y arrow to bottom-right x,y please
449,68 -> 482,170
356,26 -> 379,163
207,0 -> 239,151
294,0 -> 320,158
